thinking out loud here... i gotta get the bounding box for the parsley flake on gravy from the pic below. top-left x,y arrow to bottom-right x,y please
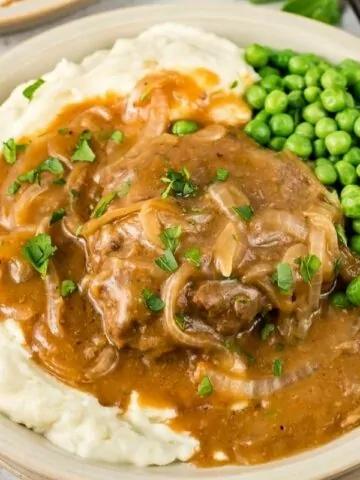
71,131 -> 96,162
233,205 -> 254,221
141,288 -> 165,313
22,233 -> 57,279
155,249 -> 178,273
184,247 -> 202,268
160,226 -> 182,252
272,263 -> 293,294
197,375 -> 213,397
60,280 -> 78,298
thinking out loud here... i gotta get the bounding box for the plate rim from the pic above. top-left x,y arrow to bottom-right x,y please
1,3 -> 360,480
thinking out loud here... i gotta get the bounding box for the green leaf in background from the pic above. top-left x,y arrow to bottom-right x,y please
282,0 -> 341,25
249,0 -> 282,3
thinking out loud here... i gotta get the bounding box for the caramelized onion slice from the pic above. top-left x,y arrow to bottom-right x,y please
82,201 -> 146,236
45,262 -> 65,337
213,222 -> 245,278
195,361 -> 318,399
208,183 -> 250,227
249,209 -> 307,247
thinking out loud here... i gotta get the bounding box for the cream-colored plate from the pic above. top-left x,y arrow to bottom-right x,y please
1,3 -> 360,480
0,0 -> 93,33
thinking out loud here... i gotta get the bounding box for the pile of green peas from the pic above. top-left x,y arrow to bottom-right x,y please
243,44 -> 360,265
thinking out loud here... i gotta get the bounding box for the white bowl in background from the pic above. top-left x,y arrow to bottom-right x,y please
1,4 -> 360,480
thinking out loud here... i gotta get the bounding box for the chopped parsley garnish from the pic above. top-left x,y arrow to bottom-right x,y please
22,233 -> 57,279
141,288 -> 165,313
60,279 -> 77,298
335,223 -> 347,247
16,143 -> 29,153
70,188 -> 79,199
296,254 -> 321,283
7,181 -> 21,195
260,323 -> 275,341
91,181 -> 131,218
71,131 -> 96,162
139,90 -> 151,104
22,78 -> 45,101
50,208 -> 66,225
160,226 -> 181,252
7,157 -> 64,194
216,168 -> 229,182
175,312 -> 185,330
110,130 -> 125,143
184,247 -> 201,268
197,375 -> 213,397
54,178 -> 66,186
273,358 -> 284,377
2,138 -> 16,164
230,80 -> 239,89
58,127 -> 69,135
161,168 -> 198,198
232,204 -> 254,221
155,249 -> 178,273
271,262 -> 293,294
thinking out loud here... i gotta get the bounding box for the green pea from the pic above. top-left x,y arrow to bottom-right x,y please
289,55 -> 314,75
260,75 -> 283,93
341,185 -> 360,200
245,44 -> 270,68
254,110 -> 270,123
335,108 -> 360,132
354,117 -> 360,138
325,131 -> 352,156
269,113 -> 294,137
315,158 -> 332,167
350,235 -> 360,255
346,276 -> 360,305
330,292 -> 350,309
295,122 -> 315,139
345,92 -> 356,108
258,66 -> 280,78
343,147 -> 360,166
315,163 -> 337,185
318,60 -> 331,72
285,133 -> 312,158
353,219 -> 360,233
315,117 -> 337,139
339,59 -> 360,86
321,68 -> 347,89
335,161 -> 357,185
320,87 -> 347,113
314,138 -> 327,158
353,82 -> 360,103
288,90 -> 305,109
305,67 -> 322,87
270,49 -> 296,70
356,164 -> 360,179
304,86 -> 321,103
302,102 -> 327,124
264,90 -> 288,114
245,85 -> 267,109
329,155 -> 341,163
291,109 -> 302,126
248,122 -> 271,145
341,195 -> 360,218
269,136 -> 286,151
283,74 -> 305,91
171,120 -> 199,136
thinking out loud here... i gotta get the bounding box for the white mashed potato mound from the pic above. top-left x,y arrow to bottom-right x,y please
0,24 -> 256,466
0,23 -> 257,144
0,320 -> 198,466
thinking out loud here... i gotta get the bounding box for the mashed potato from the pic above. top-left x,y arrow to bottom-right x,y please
0,24 -> 257,466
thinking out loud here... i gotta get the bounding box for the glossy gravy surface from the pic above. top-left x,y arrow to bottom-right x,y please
1,72 -> 360,466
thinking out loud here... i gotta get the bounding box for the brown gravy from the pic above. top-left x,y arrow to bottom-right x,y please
1,71 -> 360,466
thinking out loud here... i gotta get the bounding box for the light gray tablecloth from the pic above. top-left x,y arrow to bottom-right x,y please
1,1 -> 360,479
